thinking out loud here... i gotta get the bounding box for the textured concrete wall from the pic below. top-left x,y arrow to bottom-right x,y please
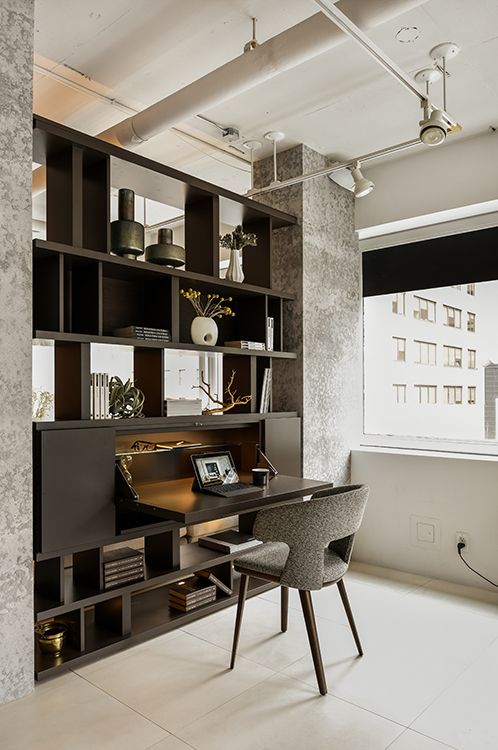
255,145 -> 361,484
0,0 -> 34,704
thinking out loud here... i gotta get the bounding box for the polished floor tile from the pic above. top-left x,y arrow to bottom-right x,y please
75,630 -> 274,733
284,579 -> 498,726
0,672 -> 167,750
182,594 -> 350,671
147,735 -> 196,750
414,578 -> 498,620
388,729 -> 456,749
412,637 -> 498,750
178,672 -> 404,750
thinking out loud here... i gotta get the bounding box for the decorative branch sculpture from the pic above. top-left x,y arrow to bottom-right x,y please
197,370 -> 252,415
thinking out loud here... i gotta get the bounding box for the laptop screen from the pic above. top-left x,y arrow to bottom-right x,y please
191,452 -> 239,488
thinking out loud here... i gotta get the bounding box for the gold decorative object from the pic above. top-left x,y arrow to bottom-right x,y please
197,370 -> 251,415
35,621 -> 68,656
180,289 -> 235,319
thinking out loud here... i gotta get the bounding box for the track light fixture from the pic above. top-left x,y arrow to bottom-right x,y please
419,107 -> 448,146
350,160 -> 375,198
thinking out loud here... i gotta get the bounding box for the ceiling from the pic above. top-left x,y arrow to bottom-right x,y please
33,0 -> 498,199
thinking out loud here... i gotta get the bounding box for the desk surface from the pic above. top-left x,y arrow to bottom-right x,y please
116,474 -> 332,525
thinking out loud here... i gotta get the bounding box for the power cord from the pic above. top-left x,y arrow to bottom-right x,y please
457,542 -> 498,588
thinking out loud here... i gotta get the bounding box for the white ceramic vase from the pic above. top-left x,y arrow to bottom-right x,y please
225,247 -> 244,283
191,316 -> 218,346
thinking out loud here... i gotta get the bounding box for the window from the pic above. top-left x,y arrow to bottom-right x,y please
467,283 -> 475,296
393,384 -> 406,404
393,336 -> 406,362
468,349 -> 477,369
414,384 -> 437,404
443,305 -> 461,328
468,386 -> 476,405
467,312 -> 476,332
443,345 -> 463,368
413,296 -> 436,322
414,340 -> 436,365
392,293 -> 405,315
444,385 -> 463,405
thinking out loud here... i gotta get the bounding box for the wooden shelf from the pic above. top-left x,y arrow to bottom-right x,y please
35,576 -> 276,680
33,411 -> 298,432
34,329 -> 297,359
33,239 -> 294,300
36,540 -> 254,620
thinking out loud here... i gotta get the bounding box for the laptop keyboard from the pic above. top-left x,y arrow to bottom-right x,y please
209,482 -> 254,494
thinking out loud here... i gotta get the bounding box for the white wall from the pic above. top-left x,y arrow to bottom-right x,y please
355,131 -> 498,231
352,448 -> 498,589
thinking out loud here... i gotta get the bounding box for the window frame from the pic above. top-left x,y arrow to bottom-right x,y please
443,304 -> 462,328
443,344 -> 463,368
444,385 -> 463,405
413,295 -> 436,323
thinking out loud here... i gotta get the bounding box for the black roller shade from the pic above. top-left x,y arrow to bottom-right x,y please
362,226 -> 498,297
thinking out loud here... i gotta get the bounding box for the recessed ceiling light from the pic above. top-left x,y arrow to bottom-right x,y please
396,26 -> 420,43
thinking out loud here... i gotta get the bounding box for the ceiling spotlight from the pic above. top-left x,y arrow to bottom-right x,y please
419,108 -> 448,146
350,160 -> 374,198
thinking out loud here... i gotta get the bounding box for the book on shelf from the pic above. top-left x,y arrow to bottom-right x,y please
112,326 -> 171,341
259,368 -> 272,413
224,340 -> 266,350
103,560 -> 144,579
104,567 -> 144,586
196,569 -> 233,596
266,316 -> 274,351
168,589 -> 216,609
103,547 -> 143,570
104,574 -> 144,590
90,373 -> 109,419
168,592 -> 217,612
164,398 -> 203,417
168,577 -> 217,601
198,530 -> 262,554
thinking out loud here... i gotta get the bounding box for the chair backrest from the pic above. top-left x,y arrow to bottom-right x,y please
252,484 -> 369,590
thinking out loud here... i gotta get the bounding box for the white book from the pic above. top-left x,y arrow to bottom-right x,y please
259,368 -> 271,413
266,317 -> 274,351
90,374 -> 95,419
264,368 -> 272,412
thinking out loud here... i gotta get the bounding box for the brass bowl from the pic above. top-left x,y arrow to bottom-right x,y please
36,621 -> 68,656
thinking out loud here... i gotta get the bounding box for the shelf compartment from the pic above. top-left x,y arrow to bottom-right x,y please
35,607 -> 85,678
102,269 -> 172,338
241,215 -> 272,288
64,256 -> 101,335
185,191 -> 219,276
54,341 -> 91,420
33,250 -> 63,332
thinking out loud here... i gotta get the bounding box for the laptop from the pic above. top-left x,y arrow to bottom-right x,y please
191,451 -> 262,498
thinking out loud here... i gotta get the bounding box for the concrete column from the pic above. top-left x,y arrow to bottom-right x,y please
0,0 -> 34,704
255,145 -> 361,484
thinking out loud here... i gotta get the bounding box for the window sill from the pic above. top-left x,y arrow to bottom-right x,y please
358,436 -> 498,461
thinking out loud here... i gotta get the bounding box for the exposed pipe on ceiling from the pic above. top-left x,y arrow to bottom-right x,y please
33,0 -> 428,196
99,0 -> 429,149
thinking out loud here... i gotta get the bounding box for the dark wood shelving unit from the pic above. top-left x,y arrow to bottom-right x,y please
32,115 -> 301,680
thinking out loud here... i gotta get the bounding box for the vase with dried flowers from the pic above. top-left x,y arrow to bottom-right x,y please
220,225 -> 257,283
180,288 -> 235,346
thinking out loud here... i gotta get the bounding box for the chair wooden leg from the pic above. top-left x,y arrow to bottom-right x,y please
337,578 -> 363,656
230,574 -> 249,669
281,586 -> 289,632
298,589 -> 327,695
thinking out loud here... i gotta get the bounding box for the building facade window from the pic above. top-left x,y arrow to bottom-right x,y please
393,336 -> 406,362
443,305 -> 462,328
467,283 -> 475,296
415,384 -> 437,404
392,292 -> 405,315
468,386 -> 476,404
393,384 -> 407,403
467,312 -> 476,332
443,345 -> 463,367
413,296 -> 436,322
468,349 -> 477,369
444,385 -> 463,404
414,340 -> 436,365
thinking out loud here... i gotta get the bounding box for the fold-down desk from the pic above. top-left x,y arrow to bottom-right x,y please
116,474 -> 332,525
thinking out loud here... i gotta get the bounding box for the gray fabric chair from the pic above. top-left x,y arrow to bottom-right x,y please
230,484 -> 369,695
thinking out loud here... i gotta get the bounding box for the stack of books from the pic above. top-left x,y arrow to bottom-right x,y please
103,547 -> 144,590
113,326 -> 171,342
198,530 -> 262,554
259,368 -> 272,413
164,398 -> 203,417
224,340 -> 266,351
90,373 -> 109,419
168,577 -> 217,612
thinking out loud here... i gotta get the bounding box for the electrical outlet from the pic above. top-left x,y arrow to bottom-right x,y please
456,532 -> 470,552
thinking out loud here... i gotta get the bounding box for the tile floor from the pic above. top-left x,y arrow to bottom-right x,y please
1,562 -> 497,750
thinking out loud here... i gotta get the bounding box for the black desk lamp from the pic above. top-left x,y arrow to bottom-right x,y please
256,444 -> 278,479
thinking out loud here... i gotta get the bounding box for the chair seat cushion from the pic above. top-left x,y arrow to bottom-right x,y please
234,542 -> 348,585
